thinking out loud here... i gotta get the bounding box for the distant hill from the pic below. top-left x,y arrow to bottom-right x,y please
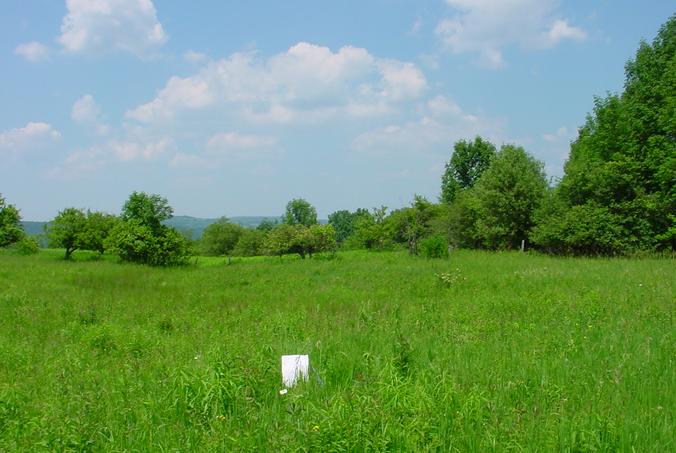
21,215 -> 328,241
21,216 -> 285,241
165,216 -> 284,239
21,221 -> 48,236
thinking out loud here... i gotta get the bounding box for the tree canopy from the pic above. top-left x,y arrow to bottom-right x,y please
107,192 -> 191,266
0,194 -> 24,248
200,217 -> 245,256
283,198 -> 318,227
47,208 -> 88,259
441,136 -> 496,203
121,192 -> 173,233
532,16 -> 675,254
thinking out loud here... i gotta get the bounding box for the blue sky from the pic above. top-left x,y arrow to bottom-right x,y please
1,1 -> 673,220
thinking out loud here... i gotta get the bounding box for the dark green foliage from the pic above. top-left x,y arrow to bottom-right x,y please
106,220 -> 191,266
200,218 -> 245,256
107,192 -> 191,266
256,218 -> 278,232
328,208 -> 369,243
441,136 -> 496,203
328,210 -> 353,243
283,198 -> 318,227
121,192 -> 173,233
534,16 -> 676,254
0,194 -> 24,247
473,145 -> 548,249
420,235 -> 449,259
449,145 -> 547,250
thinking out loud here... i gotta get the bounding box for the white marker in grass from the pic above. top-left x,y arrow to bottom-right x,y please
281,354 -> 309,388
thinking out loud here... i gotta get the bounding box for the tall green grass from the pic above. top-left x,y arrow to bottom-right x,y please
0,249 -> 673,451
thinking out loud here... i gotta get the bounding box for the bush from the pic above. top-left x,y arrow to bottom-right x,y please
7,236 -> 40,255
233,229 -> 266,256
106,221 -> 191,266
200,218 -> 245,256
420,235 -> 449,259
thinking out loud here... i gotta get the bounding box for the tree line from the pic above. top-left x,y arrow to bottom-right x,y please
1,16 -> 673,263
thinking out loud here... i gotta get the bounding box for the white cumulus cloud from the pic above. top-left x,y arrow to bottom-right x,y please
14,42 -> 50,62
126,42 -> 427,124
0,122 -> 61,152
184,50 -> 208,63
71,95 -> 101,123
207,132 -> 277,152
50,137 -> 171,179
58,0 -> 167,56
436,0 -> 587,68
352,95 -> 499,154
71,94 -> 110,135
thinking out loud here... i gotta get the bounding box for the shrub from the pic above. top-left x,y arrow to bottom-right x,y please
7,236 -> 40,255
233,229 -> 266,256
200,218 -> 245,256
106,221 -> 191,266
420,235 -> 449,259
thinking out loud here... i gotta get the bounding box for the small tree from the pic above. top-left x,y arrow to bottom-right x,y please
263,223 -> 337,259
79,211 -> 118,255
302,224 -> 338,257
233,229 -> 266,256
47,208 -> 88,259
256,218 -> 278,232
328,209 -> 370,244
107,192 -> 191,266
264,223 -> 298,257
472,145 -> 548,249
200,218 -> 245,256
121,192 -> 173,233
0,194 -> 24,247
350,206 -> 392,250
284,198 -> 318,227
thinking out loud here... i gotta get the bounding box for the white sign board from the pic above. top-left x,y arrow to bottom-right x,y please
281,354 -> 309,387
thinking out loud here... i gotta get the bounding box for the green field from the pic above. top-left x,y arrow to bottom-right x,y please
0,250 -> 673,451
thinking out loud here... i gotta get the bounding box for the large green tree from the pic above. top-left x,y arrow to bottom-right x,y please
441,136 -> 496,203
0,194 -> 24,247
449,145 -> 547,249
107,192 -> 191,266
533,16 -> 675,254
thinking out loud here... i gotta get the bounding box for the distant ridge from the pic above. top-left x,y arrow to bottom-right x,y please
22,215 -> 327,240
165,215 -> 283,239
22,215 -> 284,241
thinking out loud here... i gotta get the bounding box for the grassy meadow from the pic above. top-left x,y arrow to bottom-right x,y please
0,249 -> 673,451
